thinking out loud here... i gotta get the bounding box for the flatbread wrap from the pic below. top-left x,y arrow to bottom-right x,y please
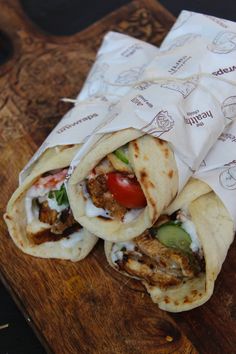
105,178 -> 234,312
4,145 -> 98,261
68,128 -> 179,241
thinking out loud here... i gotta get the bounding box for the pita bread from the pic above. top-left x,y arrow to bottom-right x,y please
4,145 -> 98,261
68,128 -> 179,241
105,178 -> 234,311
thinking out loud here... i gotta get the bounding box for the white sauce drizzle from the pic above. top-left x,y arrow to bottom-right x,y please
81,180 -> 112,219
111,241 -> 136,263
81,180 -> 144,222
25,197 -> 39,223
123,208 -> 144,223
47,197 -> 68,213
25,180 -> 68,224
24,174 -> 85,247
85,198 -> 111,218
110,209 -> 202,271
59,230 -> 84,248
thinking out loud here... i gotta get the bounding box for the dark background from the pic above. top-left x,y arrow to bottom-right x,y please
20,0 -> 236,35
1,1 -> 236,353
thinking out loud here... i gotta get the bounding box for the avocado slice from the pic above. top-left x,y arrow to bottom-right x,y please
155,223 -> 192,253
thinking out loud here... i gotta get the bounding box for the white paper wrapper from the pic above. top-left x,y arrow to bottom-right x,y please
19,32 -> 158,182
195,120 -> 236,226
162,10 -> 236,56
70,11 -> 236,191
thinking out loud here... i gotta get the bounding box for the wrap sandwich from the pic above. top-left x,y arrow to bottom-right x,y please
68,128 -> 179,241
105,178 -> 234,312
4,145 -> 98,261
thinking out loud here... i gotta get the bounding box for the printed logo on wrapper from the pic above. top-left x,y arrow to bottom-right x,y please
115,66 -> 144,85
160,76 -> 198,98
85,62 -> 110,97
121,44 -> 143,57
164,34 -> 201,51
56,112 -> 99,134
168,55 -> 192,75
134,81 -> 153,91
212,65 -> 236,77
141,110 -> 174,137
221,96 -> 236,120
208,31 -> 236,54
224,160 -> 236,166
219,166 -> 236,190
184,109 -> 214,127
206,15 -> 229,29
171,11 -> 193,31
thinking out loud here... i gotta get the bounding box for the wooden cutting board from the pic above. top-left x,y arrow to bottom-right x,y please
0,0 -> 235,353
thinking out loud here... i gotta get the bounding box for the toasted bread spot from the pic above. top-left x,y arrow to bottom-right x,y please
164,148 -> 169,158
174,301 -> 179,306
139,170 -> 158,221
164,296 -> 170,304
184,296 -> 190,303
191,289 -> 198,296
158,139 -> 165,145
133,140 -> 139,154
149,181 -> 155,188
4,214 -> 11,220
168,170 -> 174,178
140,170 -> 148,183
150,199 -> 159,223
149,197 -> 156,208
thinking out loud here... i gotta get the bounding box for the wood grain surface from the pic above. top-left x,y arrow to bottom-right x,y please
0,0 -> 235,353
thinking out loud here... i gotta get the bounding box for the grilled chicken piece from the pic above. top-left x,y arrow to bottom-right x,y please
116,229 -> 202,288
32,204 -> 81,244
51,208 -> 79,234
86,174 -> 127,219
29,222 -> 80,245
87,174 -> 107,208
39,201 -> 58,224
135,231 -> 197,277
30,229 -> 66,245
118,253 -> 182,288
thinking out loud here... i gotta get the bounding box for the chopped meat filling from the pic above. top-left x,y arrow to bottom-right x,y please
31,229 -> 66,245
30,223 -> 81,245
39,201 -> 58,224
118,253 -> 182,287
135,231 -> 199,277
116,230 -> 203,289
86,174 -> 127,219
51,208 -> 77,234
31,203 -> 81,245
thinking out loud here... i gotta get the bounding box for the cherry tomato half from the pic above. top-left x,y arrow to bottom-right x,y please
106,172 -> 147,209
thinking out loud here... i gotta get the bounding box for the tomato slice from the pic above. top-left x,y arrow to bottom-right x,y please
106,172 -> 147,209
35,169 -> 68,189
